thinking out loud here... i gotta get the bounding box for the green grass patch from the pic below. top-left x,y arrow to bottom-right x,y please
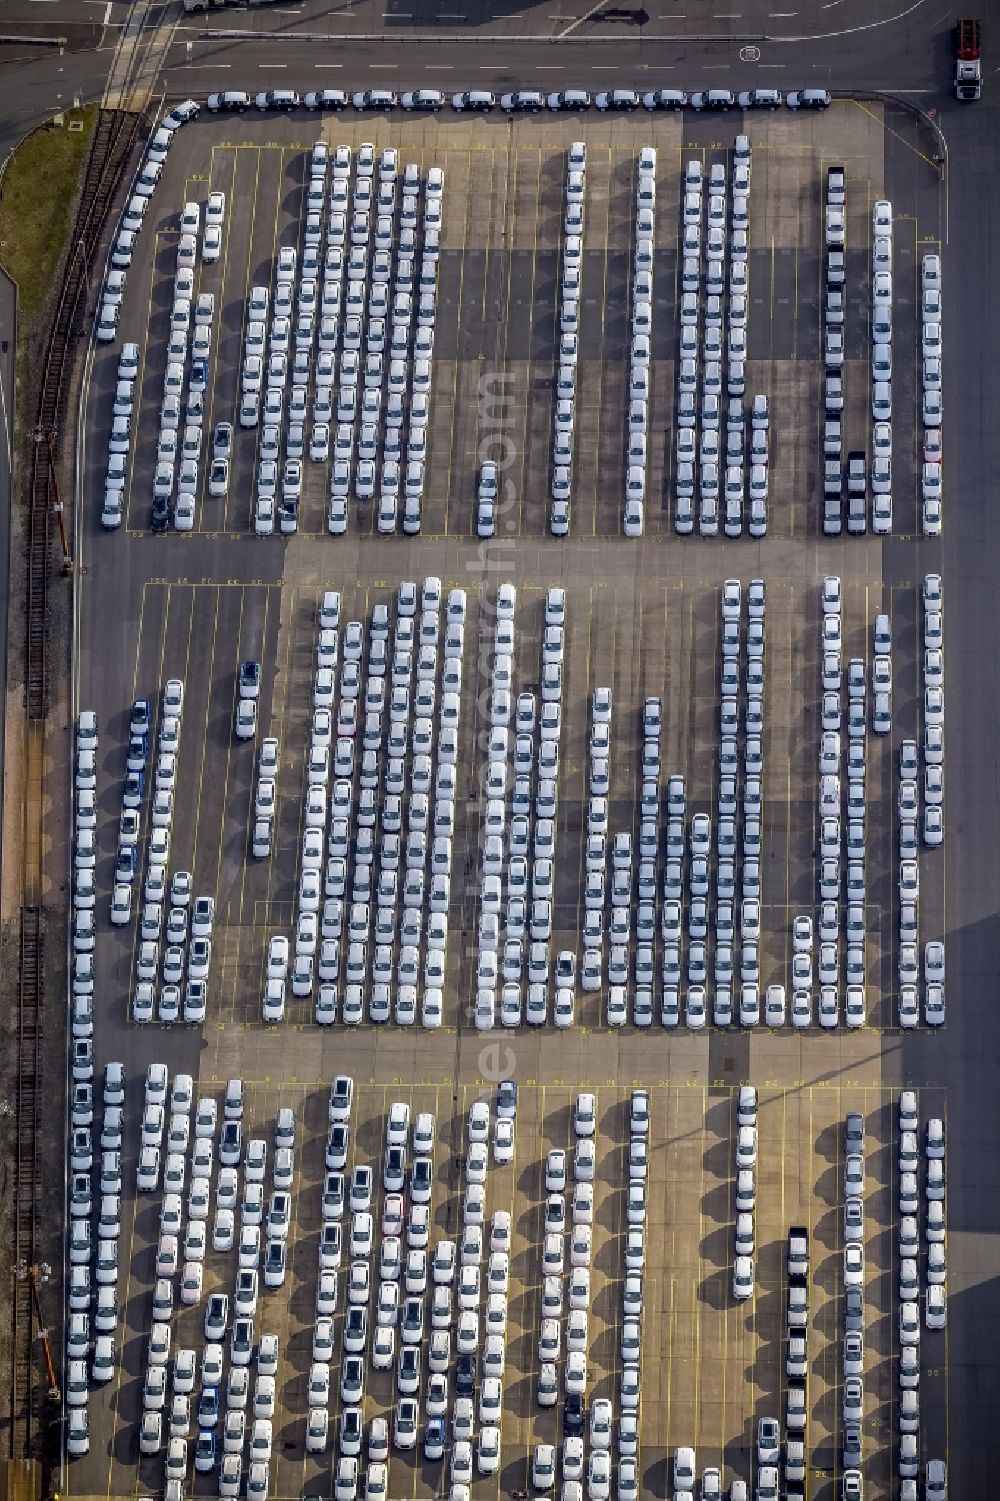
0,105 -> 99,319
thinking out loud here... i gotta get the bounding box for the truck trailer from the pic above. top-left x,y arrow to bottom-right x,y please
955,17 -> 982,100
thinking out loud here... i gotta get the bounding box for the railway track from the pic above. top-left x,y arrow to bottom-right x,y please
11,94 -> 145,1470
9,905 -> 44,1463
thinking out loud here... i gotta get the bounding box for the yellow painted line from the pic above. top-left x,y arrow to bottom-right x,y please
210,584 -> 247,906
127,580 -> 183,990
848,98 -> 939,169
256,582 -> 299,997
187,584 -> 223,900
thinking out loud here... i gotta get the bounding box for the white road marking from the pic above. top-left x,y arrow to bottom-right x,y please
557,0 -> 612,39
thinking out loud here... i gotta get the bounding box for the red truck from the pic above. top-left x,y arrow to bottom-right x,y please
955,17 -> 982,100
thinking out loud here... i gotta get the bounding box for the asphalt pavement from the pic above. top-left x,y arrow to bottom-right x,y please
3,0 -> 1000,1489
901,84 -> 1000,1491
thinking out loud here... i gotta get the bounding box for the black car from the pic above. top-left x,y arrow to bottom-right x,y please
151,496 -> 169,532
596,89 -> 639,111
255,89 -> 300,112
304,90 -> 348,110
643,88 -> 688,110
787,88 -> 831,109
402,89 -> 445,111
455,1353 -> 476,1395
737,88 -> 783,109
206,91 -> 250,113
353,89 -> 398,110
451,91 -> 495,112
563,1394 -> 585,1436
691,89 -> 735,110
501,90 -> 544,112
546,90 -> 591,111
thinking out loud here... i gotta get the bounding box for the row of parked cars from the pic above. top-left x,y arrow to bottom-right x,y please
811,576 -> 875,1026
676,581 -> 771,1026
779,1216 -> 810,1496
654,579 -> 773,1029
97,100 -> 201,349
820,167 -> 883,535
579,685 -> 658,1025
114,680 -> 221,1026
864,199 -> 897,531
202,86 -> 833,114
674,143 -> 766,538
146,197 -> 225,531
875,578 -> 945,1027
476,586 -> 567,1024
303,1085 -> 515,1487
136,1075 -> 293,1493
64,1060 -> 129,1457
102,341 -> 138,528
919,252 -> 944,535
309,148 -> 442,534
896,1095 -> 948,1491
69,711 -> 101,1031
838,1109 -> 870,1489
529,1091 -> 649,1500
819,170 -> 868,535
911,573 -> 945,1026
311,1086 -> 448,1474
810,586 -> 903,1019
621,145 -> 659,537
310,145 -> 435,531
548,142 -> 587,536
732,1087 -> 759,1302
271,581 -> 467,1026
